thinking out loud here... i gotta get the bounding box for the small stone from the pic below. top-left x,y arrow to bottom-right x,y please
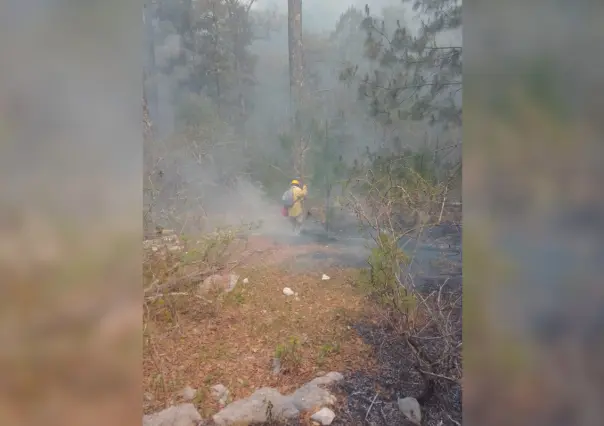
321,274 -> 330,280
180,386 -> 197,401
283,287 -> 295,296
243,277 -> 249,284
398,397 -> 421,425
151,246 -> 158,252
311,407 -> 336,425
144,392 -> 154,401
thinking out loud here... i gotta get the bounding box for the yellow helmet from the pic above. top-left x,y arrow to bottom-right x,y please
291,179 -> 300,186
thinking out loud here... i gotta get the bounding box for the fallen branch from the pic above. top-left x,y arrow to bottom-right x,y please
365,393 -> 379,421
418,369 -> 460,385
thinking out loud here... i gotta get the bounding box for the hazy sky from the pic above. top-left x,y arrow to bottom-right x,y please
253,0 -> 461,45
253,0 -> 410,32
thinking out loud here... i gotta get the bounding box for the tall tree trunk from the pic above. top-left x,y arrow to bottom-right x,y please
288,0 -> 305,178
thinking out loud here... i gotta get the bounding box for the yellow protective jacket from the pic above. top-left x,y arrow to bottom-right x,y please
287,185 -> 307,217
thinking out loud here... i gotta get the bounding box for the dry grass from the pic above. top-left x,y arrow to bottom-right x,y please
143,237 -> 377,418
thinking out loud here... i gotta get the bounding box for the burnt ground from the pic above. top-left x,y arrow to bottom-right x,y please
331,319 -> 462,426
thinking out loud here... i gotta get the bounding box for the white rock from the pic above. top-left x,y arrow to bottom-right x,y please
398,397 -> 421,425
311,407 -> 336,425
143,403 -> 201,426
321,274 -> 330,281
283,287 -> 295,296
179,386 -> 197,401
211,384 -> 230,406
243,277 -> 249,284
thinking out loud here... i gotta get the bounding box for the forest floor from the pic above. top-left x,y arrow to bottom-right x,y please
143,213 -> 462,425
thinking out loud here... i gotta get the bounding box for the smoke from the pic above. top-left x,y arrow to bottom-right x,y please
144,0 -> 460,235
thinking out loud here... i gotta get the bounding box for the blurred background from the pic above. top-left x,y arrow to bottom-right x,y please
464,0 -> 604,425
0,0 -> 142,425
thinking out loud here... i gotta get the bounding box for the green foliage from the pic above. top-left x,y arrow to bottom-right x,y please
339,2 -> 462,128
306,118 -> 349,190
274,336 -> 302,371
148,0 -> 257,124
175,93 -> 220,129
317,342 -> 341,365
345,146 -> 456,218
359,232 -> 416,315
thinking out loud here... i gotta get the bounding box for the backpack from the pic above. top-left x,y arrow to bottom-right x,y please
282,187 -> 295,207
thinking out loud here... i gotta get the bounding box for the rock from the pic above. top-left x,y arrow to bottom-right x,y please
198,274 -> 240,296
283,287 -> 295,296
211,384 -> 230,406
321,274 -> 330,280
143,403 -> 201,426
180,386 -> 197,401
212,372 -> 344,426
144,392 -> 154,402
212,388 -> 300,426
291,381 -> 337,412
227,274 -> 240,292
311,408 -> 336,425
398,397 -> 421,425
243,277 -> 249,284
307,372 -> 344,386
272,357 -> 282,375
